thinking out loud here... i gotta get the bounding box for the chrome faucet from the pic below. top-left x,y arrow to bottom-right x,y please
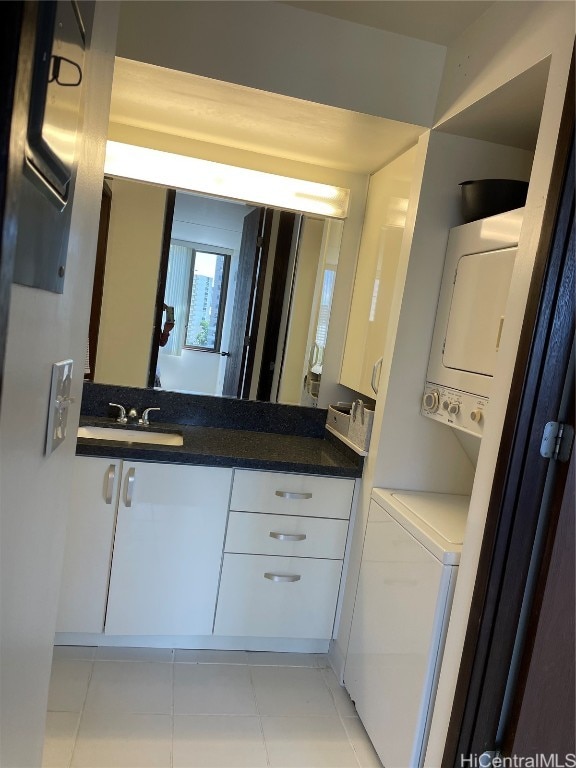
109,403 -> 160,426
139,407 -> 160,426
109,403 -> 127,424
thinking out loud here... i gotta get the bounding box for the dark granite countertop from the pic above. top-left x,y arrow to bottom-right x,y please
76,416 -> 363,478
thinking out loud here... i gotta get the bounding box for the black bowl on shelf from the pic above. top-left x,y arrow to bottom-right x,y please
459,179 -> 529,223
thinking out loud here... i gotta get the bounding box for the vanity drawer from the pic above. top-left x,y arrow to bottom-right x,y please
214,553 -> 343,639
230,470 -> 354,520
225,511 -> 348,559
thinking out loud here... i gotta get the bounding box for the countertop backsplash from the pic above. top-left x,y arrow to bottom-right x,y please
81,382 -> 328,438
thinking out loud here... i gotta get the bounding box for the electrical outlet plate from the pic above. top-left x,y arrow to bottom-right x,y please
45,359 -> 74,456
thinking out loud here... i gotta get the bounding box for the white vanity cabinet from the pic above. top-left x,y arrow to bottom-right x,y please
57,458 -> 356,646
56,457 -> 121,633
105,462 -> 232,635
214,470 -> 354,640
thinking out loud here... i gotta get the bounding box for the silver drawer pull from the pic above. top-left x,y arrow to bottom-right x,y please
269,532 -> 307,542
275,490 -> 312,500
264,573 -> 301,583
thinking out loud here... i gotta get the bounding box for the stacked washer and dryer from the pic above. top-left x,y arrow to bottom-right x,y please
344,209 -> 524,767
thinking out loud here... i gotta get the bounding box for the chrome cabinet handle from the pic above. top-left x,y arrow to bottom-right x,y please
269,531 -> 307,541
104,464 -> 116,505
264,573 -> 301,583
275,491 -> 312,500
371,357 -> 383,394
124,467 -> 135,508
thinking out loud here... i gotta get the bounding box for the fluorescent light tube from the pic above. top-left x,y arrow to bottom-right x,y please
104,141 -> 350,219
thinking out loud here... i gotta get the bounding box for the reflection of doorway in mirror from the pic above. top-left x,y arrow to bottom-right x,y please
157,192 -> 252,395
92,179 -> 343,402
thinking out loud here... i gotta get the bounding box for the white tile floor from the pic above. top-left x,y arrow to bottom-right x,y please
43,647 -> 383,768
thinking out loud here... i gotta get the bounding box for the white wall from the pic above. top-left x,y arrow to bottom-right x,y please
0,5 -> 118,765
116,1 -> 445,127
95,178 -> 166,387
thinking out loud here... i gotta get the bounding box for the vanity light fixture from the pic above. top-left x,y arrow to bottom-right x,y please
104,141 -> 350,219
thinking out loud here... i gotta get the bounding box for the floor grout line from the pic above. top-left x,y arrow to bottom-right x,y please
321,665 -> 364,768
64,656 -> 94,768
248,664 -> 272,768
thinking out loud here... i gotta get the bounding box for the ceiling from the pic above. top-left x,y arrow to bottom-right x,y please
110,58 -> 427,175
281,1 -> 494,46
110,1 -> 540,177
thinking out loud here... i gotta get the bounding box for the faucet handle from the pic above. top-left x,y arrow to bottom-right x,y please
109,403 -> 127,424
140,407 -> 160,426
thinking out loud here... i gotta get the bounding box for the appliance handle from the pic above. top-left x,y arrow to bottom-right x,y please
496,316 -> 505,350
371,357 -> 383,394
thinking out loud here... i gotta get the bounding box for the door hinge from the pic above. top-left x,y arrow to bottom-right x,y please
540,421 -> 574,462
256,236 -> 264,247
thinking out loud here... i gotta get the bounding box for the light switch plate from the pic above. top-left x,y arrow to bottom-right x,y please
45,359 -> 74,456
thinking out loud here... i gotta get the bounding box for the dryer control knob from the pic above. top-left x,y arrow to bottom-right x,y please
448,402 -> 460,416
442,399 -> 451,411
470,409 -> 483,423
423,390 -> 439,413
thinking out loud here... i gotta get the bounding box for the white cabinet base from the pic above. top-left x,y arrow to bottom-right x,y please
54,633 -> 330,653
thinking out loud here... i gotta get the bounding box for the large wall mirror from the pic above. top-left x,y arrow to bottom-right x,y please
88,175 -> 343,406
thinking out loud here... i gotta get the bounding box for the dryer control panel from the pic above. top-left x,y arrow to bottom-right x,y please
421,383 -> 487,437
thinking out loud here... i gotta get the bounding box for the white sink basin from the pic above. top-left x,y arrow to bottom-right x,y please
77,426 -> 183,446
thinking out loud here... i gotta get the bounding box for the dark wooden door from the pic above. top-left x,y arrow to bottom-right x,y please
86,182 -> 112,379
508,447 -> 575,758
444,53 -> 574,765
221,207 -> 265,398
147,189 -> 176,387
257,211 -> 298,401
0,2 -> 28,401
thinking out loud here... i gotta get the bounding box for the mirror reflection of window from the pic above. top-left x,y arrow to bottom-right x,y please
163,242 -> 230,355
185,251 -> 230,351
315,267 -> 337,365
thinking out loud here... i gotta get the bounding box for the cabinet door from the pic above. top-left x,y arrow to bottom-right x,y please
214,553 -> 343,639
105,463 -> 232,636
56,457 -> 121,633
340,147 -> 417,397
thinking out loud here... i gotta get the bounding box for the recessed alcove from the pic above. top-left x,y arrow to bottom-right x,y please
435,57 -> 550,152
